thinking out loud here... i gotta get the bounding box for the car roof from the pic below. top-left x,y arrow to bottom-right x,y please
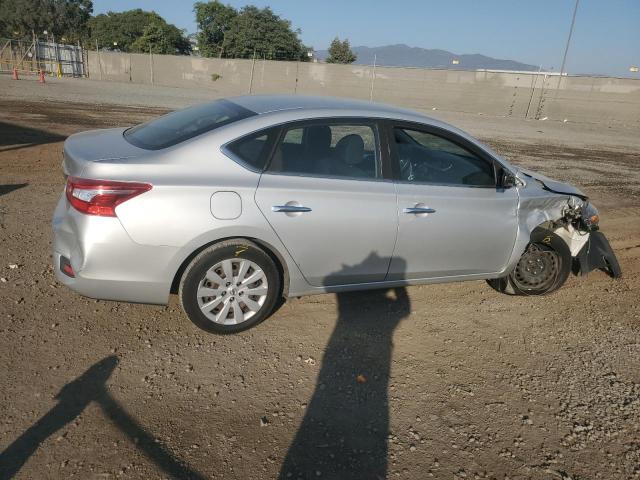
229,94 -> 430,119
225,94 -> 486,150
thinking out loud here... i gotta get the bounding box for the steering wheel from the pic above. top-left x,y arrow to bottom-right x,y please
427,156 -> 453,173
399,156 -> 415,181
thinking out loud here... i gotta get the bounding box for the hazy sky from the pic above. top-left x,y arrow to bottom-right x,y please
93,0 -> 640,78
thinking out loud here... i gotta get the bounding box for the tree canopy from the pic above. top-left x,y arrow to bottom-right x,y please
326,37 -> 357,64
194,1 -> 309,60
88,9 -> 190,54
194,0 -> 236,58
0,0 -> 93,42
0,0 -> 312,61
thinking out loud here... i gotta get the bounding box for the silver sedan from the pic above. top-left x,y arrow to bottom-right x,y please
52,95 -> 621,334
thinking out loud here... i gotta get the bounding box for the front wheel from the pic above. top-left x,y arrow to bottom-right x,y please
179,240 -> 281,334
487,229 -> 571,296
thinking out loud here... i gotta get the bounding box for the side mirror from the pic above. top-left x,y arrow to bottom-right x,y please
502,172 -> 523,188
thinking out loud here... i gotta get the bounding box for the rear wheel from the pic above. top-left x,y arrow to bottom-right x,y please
179,240 -> 281,334
487,229 -> 571,296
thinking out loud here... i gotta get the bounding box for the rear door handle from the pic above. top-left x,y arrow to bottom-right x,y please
272,205 -> 312,213
403,207 -> 436,214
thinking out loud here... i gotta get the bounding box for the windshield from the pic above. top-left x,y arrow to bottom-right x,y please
123,99 -> 256,150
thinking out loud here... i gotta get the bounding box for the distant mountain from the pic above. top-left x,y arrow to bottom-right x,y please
315,44 -> 538,71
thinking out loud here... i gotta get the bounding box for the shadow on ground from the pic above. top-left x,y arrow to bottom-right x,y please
0,183 -> 27,197
0,356 -> 205,480
279,254 -> 410,479
0,121 -> 65,153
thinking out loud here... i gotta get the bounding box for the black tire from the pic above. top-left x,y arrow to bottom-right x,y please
179,239 -> 281,334
487,228 -> 571,296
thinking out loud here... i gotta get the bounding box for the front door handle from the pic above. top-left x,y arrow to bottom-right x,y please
403,207 -> 436,214
272,205 -> 312,213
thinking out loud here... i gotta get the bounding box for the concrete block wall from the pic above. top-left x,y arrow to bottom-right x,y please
87,51 -> 640,127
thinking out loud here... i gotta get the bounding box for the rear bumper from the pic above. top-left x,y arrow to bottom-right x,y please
52,194 -> 178,304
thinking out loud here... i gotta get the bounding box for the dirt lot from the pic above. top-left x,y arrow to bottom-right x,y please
1,97 -> 639,480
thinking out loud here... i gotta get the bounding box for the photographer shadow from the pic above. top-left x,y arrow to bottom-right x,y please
279,254 -> 410,479
0,356 -> 205,479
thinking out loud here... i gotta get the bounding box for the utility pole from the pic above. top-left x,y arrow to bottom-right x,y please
559,0 -> 579,77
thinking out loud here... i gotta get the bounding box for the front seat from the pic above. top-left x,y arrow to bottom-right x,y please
332,134 -> 366,178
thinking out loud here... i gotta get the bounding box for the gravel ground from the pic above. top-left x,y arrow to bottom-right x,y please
0,90 -> 639,480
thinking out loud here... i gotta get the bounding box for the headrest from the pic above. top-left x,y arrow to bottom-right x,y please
335,134 -> 364,166
304,125 -> 332,152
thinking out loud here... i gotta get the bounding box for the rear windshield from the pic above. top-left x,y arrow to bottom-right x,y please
124,99 -> 256,150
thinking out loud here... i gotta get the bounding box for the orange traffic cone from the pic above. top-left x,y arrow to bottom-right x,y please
12,67 -> 19,80
38,70 -> 46,84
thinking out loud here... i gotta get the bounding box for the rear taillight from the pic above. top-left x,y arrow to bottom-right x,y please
65,177 -> 152,217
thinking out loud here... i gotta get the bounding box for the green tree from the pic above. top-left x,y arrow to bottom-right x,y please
130,22 -> 191,54
89,9 -> 190,54
194,1 -> 237,57
0,0 -> 93,42
195,1 -> 309,61
326,37 -> 356,64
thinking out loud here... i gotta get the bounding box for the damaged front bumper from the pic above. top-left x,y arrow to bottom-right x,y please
573,231 -> 622,278
514,168 -> 622,282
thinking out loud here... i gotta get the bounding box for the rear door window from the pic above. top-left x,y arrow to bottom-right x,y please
124,99 -> 256,150
267,122 -> 381,180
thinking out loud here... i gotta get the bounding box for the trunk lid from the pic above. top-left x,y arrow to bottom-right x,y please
62,128 -> 147,176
